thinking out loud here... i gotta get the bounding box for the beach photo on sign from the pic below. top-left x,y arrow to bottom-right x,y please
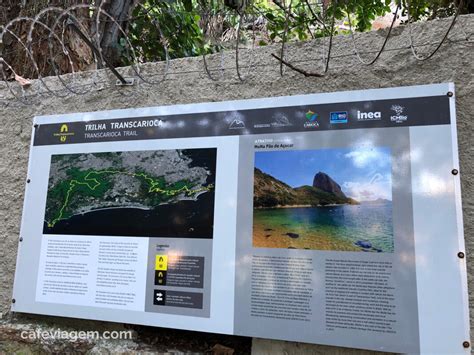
253,147 -> 394,252
43,148 -> 216,238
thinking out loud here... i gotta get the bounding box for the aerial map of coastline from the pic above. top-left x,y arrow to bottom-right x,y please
43,148 -> 216,238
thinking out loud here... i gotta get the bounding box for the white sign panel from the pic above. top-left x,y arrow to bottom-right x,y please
12,83 -> 470,353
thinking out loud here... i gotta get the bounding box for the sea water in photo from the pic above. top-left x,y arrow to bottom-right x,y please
253,202 -> 394,252
253,147 -> 394,252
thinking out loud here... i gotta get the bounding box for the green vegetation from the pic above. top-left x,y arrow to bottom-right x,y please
253,167 -> 358,208
45,168 -> 213,228
5,1 -> 471,78
294,185 -> 359,206
122,0 -> 472,65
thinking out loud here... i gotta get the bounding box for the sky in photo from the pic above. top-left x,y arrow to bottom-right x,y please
255,147 -> 392,202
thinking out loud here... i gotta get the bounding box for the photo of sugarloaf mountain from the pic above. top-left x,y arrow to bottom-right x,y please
253,148 -> 394,252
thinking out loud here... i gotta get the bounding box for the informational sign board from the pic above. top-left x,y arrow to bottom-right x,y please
13,83 -> 470,353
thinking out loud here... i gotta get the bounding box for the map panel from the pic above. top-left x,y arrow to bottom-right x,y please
43,148 -> 217,238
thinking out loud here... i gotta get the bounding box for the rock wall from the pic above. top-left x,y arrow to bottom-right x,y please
0,15 -> 473,354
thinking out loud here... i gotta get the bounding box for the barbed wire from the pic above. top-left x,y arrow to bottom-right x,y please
0,2 -> 472,106
2,36 -> 472,108
348,4 -> 400,65
406,0 -> 464,61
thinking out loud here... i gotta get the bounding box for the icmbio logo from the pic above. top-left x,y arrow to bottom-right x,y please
390,105 -> 408,123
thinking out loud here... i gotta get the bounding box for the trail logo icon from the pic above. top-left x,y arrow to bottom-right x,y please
53,124 -> 75,143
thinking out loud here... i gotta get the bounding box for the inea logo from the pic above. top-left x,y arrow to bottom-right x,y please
390,105 -> 407,123
304,111 -> 319,128
53,124 -> 75,143
357,110 -> 381,121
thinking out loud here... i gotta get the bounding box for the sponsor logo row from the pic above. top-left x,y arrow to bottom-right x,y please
316,105 -> 408,127
50,104 -> 411,143
228,105 -> 408,130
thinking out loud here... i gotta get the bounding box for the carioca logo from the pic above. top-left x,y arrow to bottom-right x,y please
306,111 -> 318,122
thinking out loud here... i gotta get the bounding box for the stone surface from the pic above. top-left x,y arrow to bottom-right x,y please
355,241 -> 373,249
251,339 -> 395,355
0,15 -> 473,354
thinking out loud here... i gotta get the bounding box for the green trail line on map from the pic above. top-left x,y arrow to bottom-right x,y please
46,169 -> 213,228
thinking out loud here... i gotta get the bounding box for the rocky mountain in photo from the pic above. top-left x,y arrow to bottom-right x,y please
312,172 -> 346,199
254,168 -> 359,208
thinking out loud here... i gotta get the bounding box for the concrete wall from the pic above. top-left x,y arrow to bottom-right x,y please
0,15 -> 473,354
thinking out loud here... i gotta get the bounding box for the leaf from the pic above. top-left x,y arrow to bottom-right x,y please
14,74 -> 32,88
266,12 -> 275,20
182,0 -> 193,12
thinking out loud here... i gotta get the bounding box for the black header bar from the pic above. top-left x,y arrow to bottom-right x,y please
33,95 -> 450,146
